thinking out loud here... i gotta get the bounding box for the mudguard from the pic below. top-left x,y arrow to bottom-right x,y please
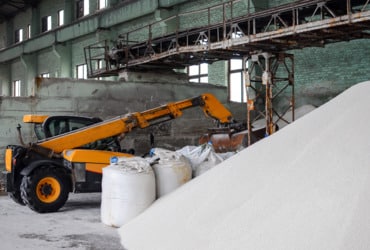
20,159 -> 68,176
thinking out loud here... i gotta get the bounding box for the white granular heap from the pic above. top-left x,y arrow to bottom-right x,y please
119,81 -> 370,250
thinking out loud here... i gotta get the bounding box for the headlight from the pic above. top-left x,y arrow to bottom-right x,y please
5,148 -> 13,172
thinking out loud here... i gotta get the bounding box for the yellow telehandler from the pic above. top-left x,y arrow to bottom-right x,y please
5,93 -> 247,213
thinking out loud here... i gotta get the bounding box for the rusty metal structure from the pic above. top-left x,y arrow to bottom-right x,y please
85,0 -> 370,75
245,52 -> 294,145
84,0 -> 370,143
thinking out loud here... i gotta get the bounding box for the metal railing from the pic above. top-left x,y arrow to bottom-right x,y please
84,0 -> 370,77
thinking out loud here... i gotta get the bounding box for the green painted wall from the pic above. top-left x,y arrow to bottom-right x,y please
0,0 -> 369,108
0,77 -> 245,162
268,0 -> 294,8
0,22 -> 6,48
38,48 -> 59,77
209,61 -> 228,87
293,39 -> 370,107
0,64 -> 10,95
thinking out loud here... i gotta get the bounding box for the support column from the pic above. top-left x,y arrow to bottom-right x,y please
64,0 -> 73,25
31,7 -> 40,37
21,54 -> 38,96
6,20 -> 14,47
53,42 -> 72,77
0,64 -> 11,96
245,51 -> 294,145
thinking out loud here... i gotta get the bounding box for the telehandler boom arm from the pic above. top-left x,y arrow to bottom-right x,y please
37,93 -> 234,154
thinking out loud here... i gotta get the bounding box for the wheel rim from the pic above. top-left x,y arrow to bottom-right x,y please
36,177 -> 61,203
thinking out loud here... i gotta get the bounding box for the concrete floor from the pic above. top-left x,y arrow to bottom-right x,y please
0,192 -> 124,250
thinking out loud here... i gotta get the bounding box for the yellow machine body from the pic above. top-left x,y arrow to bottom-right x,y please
63,149 -> 132,174
35,93 -> 234,154
5,93 -> 248,213
23,114 -> 49,123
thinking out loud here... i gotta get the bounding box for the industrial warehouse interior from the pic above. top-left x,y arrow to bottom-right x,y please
0,0 -> 370,249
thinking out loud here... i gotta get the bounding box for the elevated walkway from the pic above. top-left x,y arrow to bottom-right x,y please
85,0 -> 370,78
84,0 -> 370,142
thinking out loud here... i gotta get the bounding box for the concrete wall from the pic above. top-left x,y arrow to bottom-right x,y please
0,0 -> 261,96
1,0 -> 369,106
0,73 -> 248,191
0,0 -> 369,149
0,76 -> 246,166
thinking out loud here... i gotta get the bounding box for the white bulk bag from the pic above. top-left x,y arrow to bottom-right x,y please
150,148 -> 192,198
177,143 -> 224,177
101,156 -> 155,227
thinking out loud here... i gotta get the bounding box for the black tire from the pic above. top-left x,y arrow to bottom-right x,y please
8,147 -> 27,205
8,180 -> 26,206
20,166 -> 70,213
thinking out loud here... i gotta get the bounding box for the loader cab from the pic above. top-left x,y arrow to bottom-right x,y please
23,115 -> 48,140
23,115 -> 121,151
41,116 -> 102,139
23,115 -> 102,140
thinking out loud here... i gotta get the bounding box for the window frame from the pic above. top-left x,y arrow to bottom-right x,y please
14,28 -> 24,43
228,58 -> 248,103
12,80 -> 21,97
41,15 -> 52,32
41,73 -> 50,78
188,63 -> 209,83
27,24 -> 31,39
76,0 -> 89,18
98,0 -> 107,10
58,10 -> 65,26
84,0 -> 89,16
96,59 -> 105,80
76,64 -> 88,79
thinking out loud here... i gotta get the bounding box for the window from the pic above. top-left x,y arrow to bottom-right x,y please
12,80 -> 21,97
76,64 -> 87,79
41,73 -> 50,78
188,63 -> 208,83
41,16 -> 52,32
84,0 -> 89,15
15,29 -> 23,43
97,59 -> 105,80
76,0 -> 89,18
58,10 -> 65,26
98,0 -> 107,9
98,59 -> 104,68
27,24 -> 31,39
229,59 -> 247,103
42,116 -> 101,138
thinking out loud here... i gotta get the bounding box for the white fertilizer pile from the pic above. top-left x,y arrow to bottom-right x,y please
119,81 -> 370,250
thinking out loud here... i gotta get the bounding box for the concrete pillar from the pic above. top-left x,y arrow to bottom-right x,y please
31,7 -> 40,37
20,54 -> 38,96
64,0 -> 73,25
52,43 -> 72,78
6,20 -> 14,47
90,0 -> 98,14
0,64 -> 11,96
